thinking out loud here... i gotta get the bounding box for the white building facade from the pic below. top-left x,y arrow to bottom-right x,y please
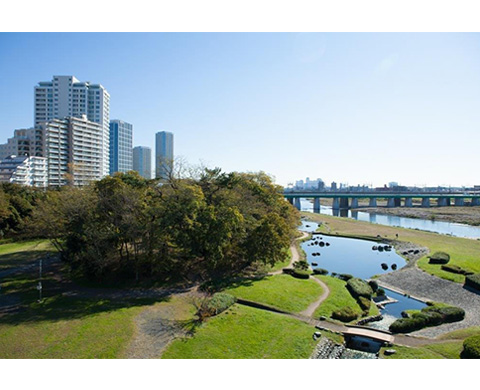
34,76 -> 110,177
0,128 -> 44,160
0,155 -> 47,188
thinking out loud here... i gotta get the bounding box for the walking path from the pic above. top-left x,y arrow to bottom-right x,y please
270,231 -> 308,275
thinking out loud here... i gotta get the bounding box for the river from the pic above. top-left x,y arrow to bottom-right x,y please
300,199 -> 480,239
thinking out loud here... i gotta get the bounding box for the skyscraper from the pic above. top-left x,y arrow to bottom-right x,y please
39,116 -> 103,187
34,75 -> 110,177
155,131 -> 174,180
109,120 -> 133,174
133,146 -> 152,179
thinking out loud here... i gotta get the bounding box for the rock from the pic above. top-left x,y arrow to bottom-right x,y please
319,316 -> 327,321
384,349 -> 397,356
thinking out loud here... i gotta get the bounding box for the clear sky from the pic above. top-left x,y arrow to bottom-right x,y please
0,32 -> 479,187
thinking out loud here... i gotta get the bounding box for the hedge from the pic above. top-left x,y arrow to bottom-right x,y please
313,268 -> 328,275
465,273 -> 480,291
338,273 -> 353,281
207,293 -> 236,315
441,264 -> 474,275
462,335 -> 480,359
357,296 -> 371,312
428,251 -> 450,264
346,278 -> 373,299
368,280 -> 379,292
390,304 -> 465,333
292,269 -> 311,279
331,306 -> 359,322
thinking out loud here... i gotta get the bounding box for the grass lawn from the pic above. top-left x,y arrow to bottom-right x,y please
313,275 -> 362,319
266,248 -> 292,272
0,295 -> 157,358
0,239 -> 56,271
162,304 -> 318,358
303,212 -> 480,283
224,274 -> 323,313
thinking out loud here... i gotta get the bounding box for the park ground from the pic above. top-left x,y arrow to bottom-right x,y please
2,209 -> 480,359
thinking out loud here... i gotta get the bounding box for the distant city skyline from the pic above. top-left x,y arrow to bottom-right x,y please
1,33 -> 480,187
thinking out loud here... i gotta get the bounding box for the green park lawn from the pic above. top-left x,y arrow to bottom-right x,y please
0,239 -> 56,271
162,304 -> 318,359
303,212 -> 480,283
224,274 -> 323,313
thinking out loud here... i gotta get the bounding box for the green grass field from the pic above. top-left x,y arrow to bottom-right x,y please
162,304 -> 318,358
224,274 -> 323,313
0,239 -> 56,271
303,212 -> 480,283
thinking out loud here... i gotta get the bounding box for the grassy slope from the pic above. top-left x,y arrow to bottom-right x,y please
0,296 -> 152,358
313,275 -> 361,318
162,304 -> 317,359
0,239 -> 56,271
303,212 -> 480,283
224,274 -> 323,313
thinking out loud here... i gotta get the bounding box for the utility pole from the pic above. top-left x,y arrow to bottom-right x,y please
37,257 -> 43,303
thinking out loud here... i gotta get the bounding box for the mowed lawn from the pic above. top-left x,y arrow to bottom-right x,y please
0,295 -> 153,359
0,239 -> 56,271
224,274 -> 323,313
313,275 -> 362,319
162,304 -> 317,359
303,212 -> 480,283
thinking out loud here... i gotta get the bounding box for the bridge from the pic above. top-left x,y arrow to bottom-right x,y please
283,191 -> 480,211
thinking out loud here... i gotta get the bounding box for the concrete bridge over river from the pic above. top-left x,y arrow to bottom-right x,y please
284,191 -> 480,211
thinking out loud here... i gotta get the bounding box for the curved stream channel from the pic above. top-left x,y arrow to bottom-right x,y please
299,220 -> 427,329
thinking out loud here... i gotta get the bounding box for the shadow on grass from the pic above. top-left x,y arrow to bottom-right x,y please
0,250 -> 53,273
201,274 -> 269,293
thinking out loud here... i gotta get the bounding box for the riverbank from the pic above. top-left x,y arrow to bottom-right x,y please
354,206 -> 480,227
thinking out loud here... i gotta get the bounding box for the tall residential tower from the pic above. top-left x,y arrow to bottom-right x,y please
155,131 -> 174,180
34,75 -> 110,177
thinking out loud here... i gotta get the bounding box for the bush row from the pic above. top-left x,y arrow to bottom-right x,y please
462,335 -> 480,359
389,304 -> 465,333
441,264 -> 474,275
428,251 -> 450,264
346,278 -> 373,299
312,268 -> 328,275
331,306 -> 359,322
207,293 -> 237,315
292,269 -> 311,279
465,273 -> 480,292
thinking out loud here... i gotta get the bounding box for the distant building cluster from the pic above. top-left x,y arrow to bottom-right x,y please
0,75 -> 174,187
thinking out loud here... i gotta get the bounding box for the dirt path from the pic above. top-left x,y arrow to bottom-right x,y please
270,231 -> 308,276
299,277 -> 329,317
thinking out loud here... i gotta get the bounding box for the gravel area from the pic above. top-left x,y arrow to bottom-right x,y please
377,267 -> 480,338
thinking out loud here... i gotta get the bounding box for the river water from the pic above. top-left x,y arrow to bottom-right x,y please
300,199 -> 480,239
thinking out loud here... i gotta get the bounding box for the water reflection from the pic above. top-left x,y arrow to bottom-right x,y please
300,199 -> 480,239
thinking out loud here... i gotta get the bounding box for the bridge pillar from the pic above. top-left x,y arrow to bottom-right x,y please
454,198 -> 464,207
332,197 -> 340,210
294,197 -> 301,210
472,197 -> 480,206
446,198 -> 451,206
437,197 -> 447,207
350,198 -> 359,209
369,197 -> 377,207
404,197 -> 413,207
313,198 -> 321,212
387,198 -> 395,208
421,198 -> 430,208
339,197 -> 349,209
287,197 -> 294,205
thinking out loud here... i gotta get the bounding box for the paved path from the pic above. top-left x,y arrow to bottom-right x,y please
377,266 -> 480,338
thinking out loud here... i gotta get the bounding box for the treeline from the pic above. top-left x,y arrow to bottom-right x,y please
30,169 -> 299,283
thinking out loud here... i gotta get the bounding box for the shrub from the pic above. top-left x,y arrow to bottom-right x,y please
422,305 -> 465,322
358,296 -> 371,312
346,278 -> 373,299
465,273 -> 480,291
292,269 -> 311,279
389,317 -> 427,333
207,293 -> 236,315
293,260 -> 309,271
368,280 -> 379,292
441,264 -> 474,275
338,273 -> 353,281
313,268 -> 328,275
331,306 -> 359,322
282,268 -> 293,275
462,335 -> 480,359
376,288 -> 386,297
428,251 -> 450,264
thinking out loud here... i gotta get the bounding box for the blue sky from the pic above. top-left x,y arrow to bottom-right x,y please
0,33 -> 479,187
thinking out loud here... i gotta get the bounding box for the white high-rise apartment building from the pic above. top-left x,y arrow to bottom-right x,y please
0,155 -> 47,188
39,116 -> 103,187
34,75 -> 110,177
0,128 -> 44,160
